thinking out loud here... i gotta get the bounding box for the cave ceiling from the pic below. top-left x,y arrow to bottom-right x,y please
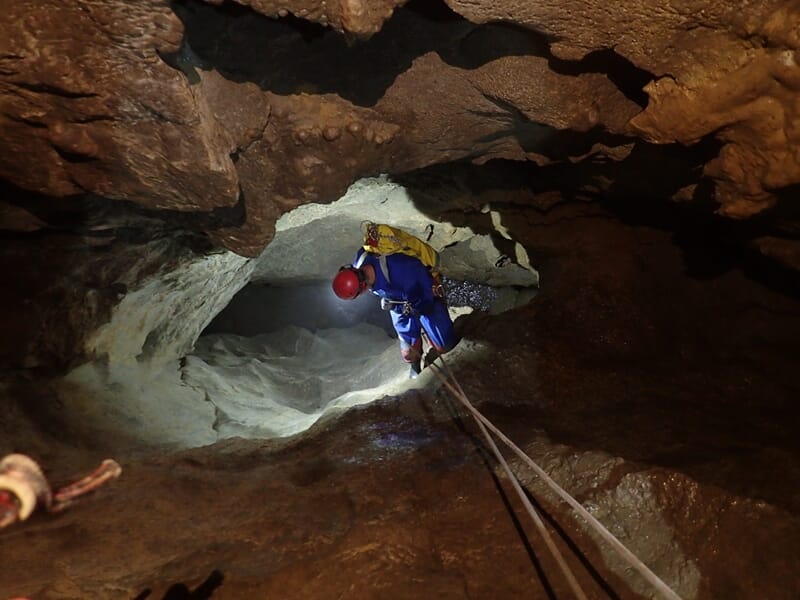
2,0 -> 800,369
3,4 -> 800,597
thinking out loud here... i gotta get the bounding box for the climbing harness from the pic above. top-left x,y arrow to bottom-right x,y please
380,297 -> 414,316
429,359 -> 684,600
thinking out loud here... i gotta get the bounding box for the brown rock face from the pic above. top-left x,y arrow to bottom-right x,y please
447,0 -> 800,217
0,0 -> 797,378
1,187 -> 799,598
1,4 -> 800,597
4,0 -> 800,254
0,0 -> 239,211
226,0 -> 407,37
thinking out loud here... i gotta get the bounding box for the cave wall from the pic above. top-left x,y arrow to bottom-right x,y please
1,0 -> 799,417
2,168 -> 799,599
2,3 -> 800,597
3,0 -> 800,372
4,0 -> 799,226
2,1 -> 798,375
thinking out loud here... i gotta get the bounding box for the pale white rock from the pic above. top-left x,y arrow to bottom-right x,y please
84,251 -> 254,366
253,175 -> 539,292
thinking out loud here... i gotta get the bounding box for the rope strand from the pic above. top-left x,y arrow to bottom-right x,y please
431,359 -> 683,600
434,367 -> 589,599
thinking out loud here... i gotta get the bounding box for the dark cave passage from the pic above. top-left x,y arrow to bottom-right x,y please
187,181 -> 539,443
202,275 -> 509,339
167,0 -> 475,106
4,0 -> 800,597
203,282 -> 396,337
167,0 -> 656,111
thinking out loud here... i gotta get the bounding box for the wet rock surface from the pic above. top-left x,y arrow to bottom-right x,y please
2,194 -> 800,599
2,1 -> 800,598
0,397 -> 672,600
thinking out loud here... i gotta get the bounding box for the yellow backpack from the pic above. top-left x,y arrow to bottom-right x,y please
359,222 -> 444,297
361,222 -> 440,271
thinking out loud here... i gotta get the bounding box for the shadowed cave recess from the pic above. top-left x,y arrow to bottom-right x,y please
1,0 -> 800,598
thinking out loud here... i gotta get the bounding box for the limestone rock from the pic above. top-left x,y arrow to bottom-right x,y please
0,0 -> 239,211
220,0 -> 406,37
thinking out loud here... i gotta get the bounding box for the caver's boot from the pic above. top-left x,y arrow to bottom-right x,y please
401,337 -> 423,379
409,358 -> 422,379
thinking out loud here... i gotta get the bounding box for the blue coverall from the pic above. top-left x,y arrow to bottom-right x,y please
354,249 -> 457,362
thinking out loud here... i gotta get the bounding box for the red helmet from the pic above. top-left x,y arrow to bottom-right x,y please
332,266 -> 367,299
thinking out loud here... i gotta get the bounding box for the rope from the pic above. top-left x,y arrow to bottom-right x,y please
430,359 -> 683,600
461,381 -> 589,600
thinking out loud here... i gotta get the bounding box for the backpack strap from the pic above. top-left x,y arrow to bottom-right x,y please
378,255 -> 391,283
354,251 -> 367,269
354,251 -> 391,284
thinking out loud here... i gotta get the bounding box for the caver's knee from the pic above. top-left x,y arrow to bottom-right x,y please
429,335 -> 458,356
441,341 -> 456,354
399,338 -> 422,363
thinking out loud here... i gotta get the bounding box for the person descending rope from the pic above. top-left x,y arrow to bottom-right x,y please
332,223 -> 458,378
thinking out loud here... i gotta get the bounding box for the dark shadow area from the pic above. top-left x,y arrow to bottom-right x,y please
548,48 -> 653,108
467,96 -> 638,160
445,21 -> 550,69
0,178 -> 242,250
396,142 -> 800,303
167,0 -> 655,109
168,0 -> 473,107
604,170 -> 800,300
434,389 -> 634,599
134,569 -> 224,600
438,393 -> 558,600
395,135 -> 718,216
202,282 -> 396,338
52,145 -> 99,164
452,27 -> 653,107
769,183 -> 800,218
